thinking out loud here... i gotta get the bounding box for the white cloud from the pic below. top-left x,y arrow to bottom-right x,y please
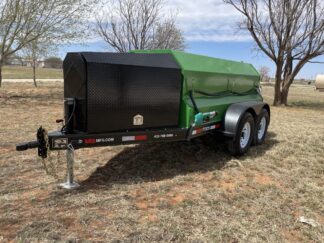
88,0 -> 248,43
186,33 -> 251,42
165,0 -> 248,42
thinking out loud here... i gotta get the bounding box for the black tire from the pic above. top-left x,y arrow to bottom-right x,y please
227,112 -> 255,156
253,108 -> 270,145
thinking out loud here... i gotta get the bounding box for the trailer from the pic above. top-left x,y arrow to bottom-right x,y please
16,50 -> 270,189
315,74 -> 324,92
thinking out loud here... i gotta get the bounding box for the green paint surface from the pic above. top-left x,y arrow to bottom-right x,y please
132,50 -> 262,128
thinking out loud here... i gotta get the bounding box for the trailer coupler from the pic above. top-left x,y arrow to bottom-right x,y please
16,126 -> 48,158
16,126 -> 79,190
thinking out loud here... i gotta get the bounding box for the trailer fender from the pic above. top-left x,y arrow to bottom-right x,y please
222,101 -> 270,137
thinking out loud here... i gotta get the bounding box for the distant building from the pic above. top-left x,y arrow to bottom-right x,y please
5,58 -> 23,66
6,58 -> 46,68
24,60 -> 45,68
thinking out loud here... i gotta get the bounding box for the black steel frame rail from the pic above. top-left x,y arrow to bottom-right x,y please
49,122 -> 221,150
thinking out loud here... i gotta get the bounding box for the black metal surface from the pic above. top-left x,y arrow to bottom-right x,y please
48,128 -> 188,150
63,98 -> 76,133
63,53 -> 87,132
16,141 -> 39,151
37,127 -> 48,158
15,127 -> 47,154
15,121 -> 223,154
63,52 -> 182,134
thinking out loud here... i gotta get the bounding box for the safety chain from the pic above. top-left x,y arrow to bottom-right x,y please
37,128 -> 61,179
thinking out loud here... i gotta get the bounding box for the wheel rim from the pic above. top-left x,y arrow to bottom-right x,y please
240,122 -> 251,148
257,117 -> 267,140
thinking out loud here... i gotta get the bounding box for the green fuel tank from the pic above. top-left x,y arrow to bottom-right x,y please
132,50 -> 262,129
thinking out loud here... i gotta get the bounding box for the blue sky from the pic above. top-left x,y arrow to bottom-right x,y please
58,0 -> 323,79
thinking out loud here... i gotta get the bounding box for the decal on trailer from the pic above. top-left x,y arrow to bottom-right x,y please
122,135 -> 147,142
133,114 -> 144,126
153,133 -> 174,139
84,138 -> 96,144
52,138 -> 68,148
192,124 -> 220,135
96,138 -> 115,143
83,138 -> 115,144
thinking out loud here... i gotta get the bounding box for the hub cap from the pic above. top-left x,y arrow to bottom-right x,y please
257,117 -> 267,140
240,122 -> 251,148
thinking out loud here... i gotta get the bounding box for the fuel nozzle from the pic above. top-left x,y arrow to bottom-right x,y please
194,111 -> 217,126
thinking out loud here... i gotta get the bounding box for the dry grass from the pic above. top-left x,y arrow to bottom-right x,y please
262,84 -> 324,109
2,65 -> 63,79
0,82 -> 323,242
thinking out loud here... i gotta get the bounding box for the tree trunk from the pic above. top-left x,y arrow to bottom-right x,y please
33,60 -> 37,87
280,86 -> 289,106
0,64 -> 2,88
273,65 -> 283,106
273,60 -> 293,106
273,80 -> 281,106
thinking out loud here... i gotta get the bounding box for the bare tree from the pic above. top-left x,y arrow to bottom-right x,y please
224,0 -> 324,106
96,0 -> 185,52
0,0 -> 95,87
259,66 -> 270,82
149,18 -> 186,50
22,38 -> 56,87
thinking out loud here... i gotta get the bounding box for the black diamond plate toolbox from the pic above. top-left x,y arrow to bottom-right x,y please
63,52 -> 182,133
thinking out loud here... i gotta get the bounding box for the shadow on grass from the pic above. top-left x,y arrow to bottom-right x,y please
289,101 -> 324,110
78,132 -> 278,191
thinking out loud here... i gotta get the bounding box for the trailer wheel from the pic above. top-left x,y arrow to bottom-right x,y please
228,112 -> 254,156
253,108 -> 270,145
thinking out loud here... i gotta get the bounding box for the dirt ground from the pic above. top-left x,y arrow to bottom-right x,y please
0,82 -> 323,242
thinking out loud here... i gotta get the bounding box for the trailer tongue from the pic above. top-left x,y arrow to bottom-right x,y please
16,50 -> 270,189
